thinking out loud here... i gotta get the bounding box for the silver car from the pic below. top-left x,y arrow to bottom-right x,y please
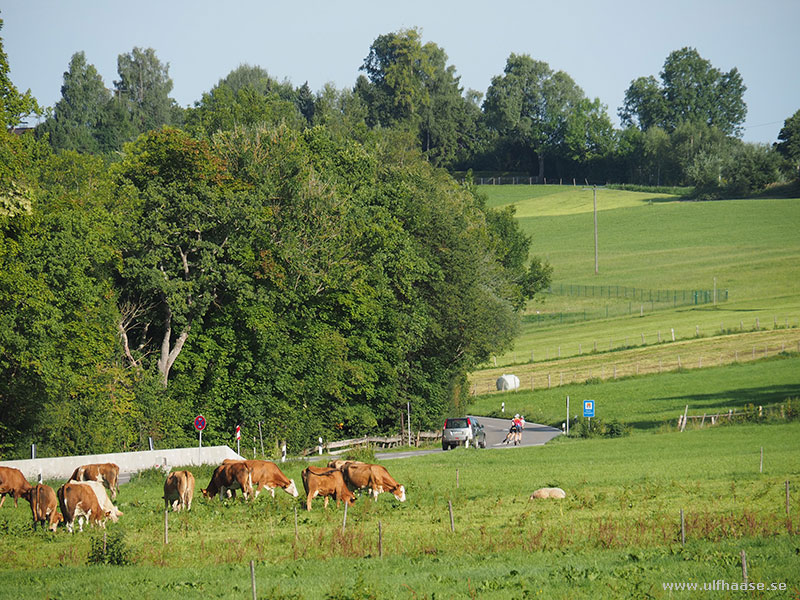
442,417 -> 486,450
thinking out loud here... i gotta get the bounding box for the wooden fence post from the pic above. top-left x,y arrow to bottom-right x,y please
164,510 -> 168,545
760,447 -> 764,473
342,500 -> 348,533
680,509 -> 685,546
741,550 -> 748,585
378,521 -> 383,558
448,500 -> 455,533
250,560 -> 257,600
786,481 -> 790,517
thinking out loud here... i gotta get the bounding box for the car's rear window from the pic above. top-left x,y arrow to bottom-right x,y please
446,418 -> 469,428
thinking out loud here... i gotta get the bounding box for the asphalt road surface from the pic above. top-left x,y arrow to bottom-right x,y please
376,415 -> 561,460
118,416 -> 562,481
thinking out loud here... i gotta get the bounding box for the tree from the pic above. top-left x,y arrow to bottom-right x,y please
775,109 -> 800,178
184,65 -> 304,137
358,28 -> 478,166
36,52 -> 111,153
114,47 -> 177,134
1,150 -> 136,458
620,47 -> 747,136
113,128 -> 244,387
0,17 -> 41,129
483,53 -> 585,180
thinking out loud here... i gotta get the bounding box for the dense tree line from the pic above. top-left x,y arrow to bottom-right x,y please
31,27 -> 800,195
2,20 -> 797,459
1,20 -> 557,458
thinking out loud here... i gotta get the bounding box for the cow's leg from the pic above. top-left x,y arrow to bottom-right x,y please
0,494 -> 5,508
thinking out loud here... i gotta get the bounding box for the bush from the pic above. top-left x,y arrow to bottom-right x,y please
571,417 -> 630,439
87,530 -> 134,566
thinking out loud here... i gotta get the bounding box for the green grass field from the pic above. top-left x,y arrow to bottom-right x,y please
1,417 -> 798,598
475,186 -> 800,369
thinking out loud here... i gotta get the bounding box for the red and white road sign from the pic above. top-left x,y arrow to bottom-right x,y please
235,424 -> 241,440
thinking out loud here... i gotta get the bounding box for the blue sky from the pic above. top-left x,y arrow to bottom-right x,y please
3,0 -> 798,143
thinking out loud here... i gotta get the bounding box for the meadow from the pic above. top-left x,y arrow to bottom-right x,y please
0,186 -> 797,598
477,185 -> 800,369
0,417 -> 797,598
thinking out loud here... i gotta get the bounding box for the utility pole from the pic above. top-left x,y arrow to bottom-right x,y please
593,186 -> 599,275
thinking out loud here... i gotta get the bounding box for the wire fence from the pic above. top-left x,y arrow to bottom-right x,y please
526,284 -> 728,327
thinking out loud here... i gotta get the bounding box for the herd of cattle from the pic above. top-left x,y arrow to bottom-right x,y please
0,458 -> 406,533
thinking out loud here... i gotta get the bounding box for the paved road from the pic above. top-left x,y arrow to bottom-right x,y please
376,415 -> 561,460
119,416 -> 562,480
469,415 -> 562,449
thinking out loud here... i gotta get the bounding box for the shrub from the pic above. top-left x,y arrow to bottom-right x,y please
87,530 -> 134,566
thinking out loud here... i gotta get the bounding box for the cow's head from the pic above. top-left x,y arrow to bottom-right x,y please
50,512 -> 64,532
284,479 -> 299,498
393,485 -> 406,502
201,488 -> 211,499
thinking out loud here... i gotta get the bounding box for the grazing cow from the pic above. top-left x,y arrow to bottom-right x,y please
26,484 -> 62,531
163,470 -> 195,512
201,462 -> 253,501
301,467 -> 355,511
0,466 -> 33,508
68,480 -> 123,522
530,487 -> 566,499
70,463 -> 120,500
343,463 -> 406,502
57,482 -> 111,533
222,460 -> 297,498
326,459 -> 365,471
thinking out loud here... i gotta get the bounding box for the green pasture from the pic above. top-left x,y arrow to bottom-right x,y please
1,416 -> 799,597
476,186 -> 800,368
470,354 -> 800,431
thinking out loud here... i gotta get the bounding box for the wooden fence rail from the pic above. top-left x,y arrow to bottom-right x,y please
301,431 -> 442,456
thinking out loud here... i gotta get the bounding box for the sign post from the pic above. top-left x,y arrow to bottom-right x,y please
583,400 -> 595,429
236,424 -> 241,456
194,415 -> 207,448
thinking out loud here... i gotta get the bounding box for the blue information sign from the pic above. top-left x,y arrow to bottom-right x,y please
583,400 -> 595,418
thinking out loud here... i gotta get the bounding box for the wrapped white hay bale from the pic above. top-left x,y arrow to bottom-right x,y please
530,487 -> 566,499
496,374 -> 520,391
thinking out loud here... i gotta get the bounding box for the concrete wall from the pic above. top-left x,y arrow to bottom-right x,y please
0,446 -> 243,483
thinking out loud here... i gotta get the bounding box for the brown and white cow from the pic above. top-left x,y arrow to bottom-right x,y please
163,470 -> 195,512
343,463 -> 406,502
57,482 -> 111,533
326,459 -> 365,471
201,462 -> 253,501
68,480 -> 123,522
301,467 -> 355,511
70,463 -> 120,500
26,484 -> 62,531
222,459 -> 298,499
0,466 -> 33,508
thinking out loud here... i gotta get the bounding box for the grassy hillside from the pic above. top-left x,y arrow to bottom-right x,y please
475,186 -> 800,369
